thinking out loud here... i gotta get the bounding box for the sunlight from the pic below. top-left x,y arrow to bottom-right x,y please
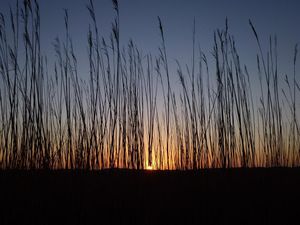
146,165 -> 153,170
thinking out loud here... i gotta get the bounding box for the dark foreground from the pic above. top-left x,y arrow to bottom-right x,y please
0,168 -> 299,225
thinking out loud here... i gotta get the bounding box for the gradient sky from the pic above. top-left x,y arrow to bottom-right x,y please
1,0 -> 300,104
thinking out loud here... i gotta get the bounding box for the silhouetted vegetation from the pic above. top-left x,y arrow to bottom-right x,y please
0,0 -> 299,169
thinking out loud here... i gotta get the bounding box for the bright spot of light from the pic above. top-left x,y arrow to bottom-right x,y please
146,165 -> 153,170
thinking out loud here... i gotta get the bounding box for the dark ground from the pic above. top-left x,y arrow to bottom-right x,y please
0,168 -> 299,225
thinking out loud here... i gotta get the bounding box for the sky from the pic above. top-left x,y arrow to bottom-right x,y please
0,0 -> 300,168
0,0 -> 300,104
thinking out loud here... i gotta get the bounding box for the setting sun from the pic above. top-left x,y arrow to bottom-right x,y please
146,165 -> 153,170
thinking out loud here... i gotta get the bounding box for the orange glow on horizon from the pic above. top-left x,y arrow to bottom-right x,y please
146,165 -> 153,170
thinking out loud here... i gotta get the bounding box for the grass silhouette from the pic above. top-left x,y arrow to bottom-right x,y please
0,0 -> 299,169
0,1 -> 300,225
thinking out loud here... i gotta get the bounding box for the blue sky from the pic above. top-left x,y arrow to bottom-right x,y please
1,0 -> 299,62
1,0 -> 299,105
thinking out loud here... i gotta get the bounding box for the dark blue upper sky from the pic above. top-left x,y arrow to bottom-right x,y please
1,0 -> 300,95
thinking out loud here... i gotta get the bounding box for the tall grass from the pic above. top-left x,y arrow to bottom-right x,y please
0,0 -> 299,169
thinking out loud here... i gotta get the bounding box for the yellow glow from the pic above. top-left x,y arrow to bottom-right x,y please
146,165 -> 153,170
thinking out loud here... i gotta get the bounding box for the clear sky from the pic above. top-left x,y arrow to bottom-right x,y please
0,0 -> 300,168
1,0 -> 300,103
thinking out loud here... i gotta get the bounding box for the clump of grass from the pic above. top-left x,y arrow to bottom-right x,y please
0,0 -> 299,169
